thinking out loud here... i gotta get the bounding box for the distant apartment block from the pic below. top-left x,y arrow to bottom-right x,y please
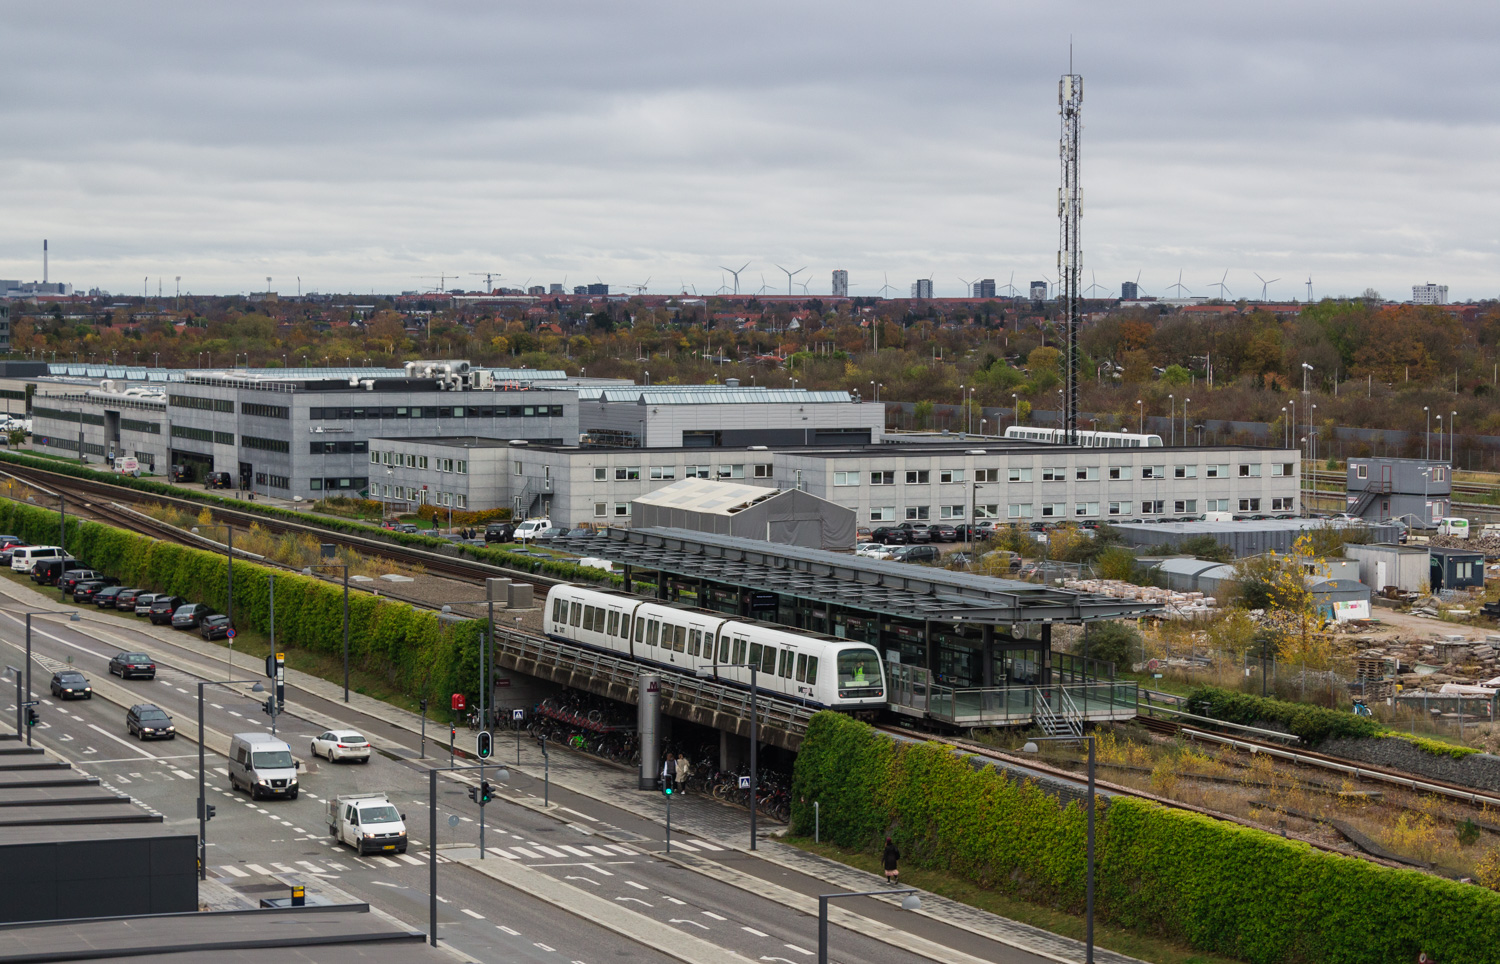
1030,280 -> 1048,301
550,284 -> 565,295
974,279 -> 996,298
587,283 -> 609,296
1412,283 -> 1448,305
910,279 -> 933,299
832,269 -> 848,298
1120,281 -> 1139,300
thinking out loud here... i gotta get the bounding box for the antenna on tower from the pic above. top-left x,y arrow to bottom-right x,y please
43,240 -> 48,285
1058,60 -> 1083,444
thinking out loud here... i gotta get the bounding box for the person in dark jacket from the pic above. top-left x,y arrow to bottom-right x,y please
882,837 -> 900,885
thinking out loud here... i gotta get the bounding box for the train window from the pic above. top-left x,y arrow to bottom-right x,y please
805,656 -> 818,684
570,602 -> 583,627
838,651 -> 876,689
778,649 -> 794,678
583,606 -> 596,630
761,646 -> 777,674
749,642 -> 762,667
621,614 -> 631,641
635,617 -> 645,643
718,636 -> 730,662
552,598 -> 566,622
646,620 -> 660,647
672,625 -> 686,653
607,611 -> 619,636
795,653 -> 808,682
593,608 -> 606,633
688,629 -> 701,656
733,637 -> 748,664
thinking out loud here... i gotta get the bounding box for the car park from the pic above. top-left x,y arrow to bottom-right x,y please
531,526 -> 570,542
11,546 -> 64,573
59,569 -> 108,595
133,593 -> 160,616
126,704 -> 175,740
870,526 -> 909,545
890,545 -> 941,564
108,652 -> 156,680
512,518 -> 553,542
72,578 -> 120,602
199,614 -> 233,640
148,595 -> 186,625
953,524 -> 992,542
896,523 -> 933,543
0,544 -> 28,567
928,524 -> 959,543
171,603 -> 212,630
93,585 -> 128,608
114,588 -> 145,611
49,671 -> 91,700
310,729 -> 372,763
31,557 -> 81,585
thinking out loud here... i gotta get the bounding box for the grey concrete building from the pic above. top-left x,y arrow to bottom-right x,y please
576,386 -> 882,448
1345,456 -> 1451,525
632,477 -> 856,549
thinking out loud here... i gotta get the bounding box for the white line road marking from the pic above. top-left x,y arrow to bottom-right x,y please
671,840 -> 698,852
271,863 -> 296,874
784,945 -> 813,956
436,896 -> 449,904
604,844 -> 635,856
702,911 -> 727,921
583,845 -> 613,857
664,896 -> 686,905
210,704 -> 223,709
528,844 -> 566,858
303,792 -> 319,799
115,776 -> 130,784
459,816 -> 473,823
213,767 -> 229,776
86,724 -> 157,758
509,846 -> 542,858
295,861 -> 322,873
670,919 -> 709,929
557,845 -> 592,857
397,853 -> 423,865
372,856 -> 399,867
461,909 -> 485,920
564,876 -> 598,886
691,840 -> 724,851
227,711 -> 242,718
580,863 -> 614,877
615,897 -> 652,907
625,881 -> 649,890
327,862 -> 349,870
294,828 -> 307,834
742,926 -> 768,937
533,943 -> 555,952
497,925 -> 520,936
218,865 -> 249,878
171,770 -> 193,780
244,864 -> 271,875
175,687 -> 188,693
488,848 -> 519,859
559,806 -> 597,822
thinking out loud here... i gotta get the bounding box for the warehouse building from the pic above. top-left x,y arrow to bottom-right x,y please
1110,517 -> 1399,557
631,477 -> 855,549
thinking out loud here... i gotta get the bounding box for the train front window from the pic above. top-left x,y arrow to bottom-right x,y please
838,651 -> 877,689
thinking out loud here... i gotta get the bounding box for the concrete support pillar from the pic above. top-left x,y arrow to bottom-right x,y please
981,624 -> 995,687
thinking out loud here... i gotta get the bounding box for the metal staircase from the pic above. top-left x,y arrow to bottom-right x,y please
1034,687 -> 1084,740
1345,479 -> 1391,518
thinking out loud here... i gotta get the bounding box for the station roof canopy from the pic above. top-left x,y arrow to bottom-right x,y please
550,527 -> 1163,625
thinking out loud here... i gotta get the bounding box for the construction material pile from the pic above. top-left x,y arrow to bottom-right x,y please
1062,578 -> 1219,619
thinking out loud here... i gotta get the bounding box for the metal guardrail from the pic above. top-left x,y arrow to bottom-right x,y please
888,662 -> 1137,727
489,627 -> 817,739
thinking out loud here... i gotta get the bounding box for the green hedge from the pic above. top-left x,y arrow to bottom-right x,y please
0,450 -> 612,585
1184,686 -> 1385,745
791,712 -> 1500,964
0,498 -> 482,709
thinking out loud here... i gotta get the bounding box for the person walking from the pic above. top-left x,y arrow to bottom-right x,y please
661,752 -> 677,790
675,754 -> 690,793
882,837 -> 901,886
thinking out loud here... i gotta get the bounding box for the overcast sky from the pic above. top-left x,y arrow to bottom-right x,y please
3,1 -> 1497,301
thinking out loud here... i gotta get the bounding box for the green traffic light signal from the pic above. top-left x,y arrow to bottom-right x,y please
25,709 -> 38,727
477,730 -> 492,758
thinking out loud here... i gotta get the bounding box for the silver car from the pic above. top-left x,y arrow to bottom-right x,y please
133,593 -> 159,616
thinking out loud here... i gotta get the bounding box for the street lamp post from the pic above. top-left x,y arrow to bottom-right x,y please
1183,398 -> 1190,446
23,612 -> 81,745
302,546 -> 351,701
1450,411 -> 1457,464
1136,399 -> 1143,434
198,678 -> 264,878
817,889 -> 921,964
1424,405 -> 1430,460
190,525 -> 235,673
1167,394 -> 1174,446
698,662 -> 759,850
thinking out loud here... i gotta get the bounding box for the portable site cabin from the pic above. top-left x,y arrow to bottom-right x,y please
1344,543 -> 1430,594
1429,546 -> 1485,592
1307,578 -> 1372,621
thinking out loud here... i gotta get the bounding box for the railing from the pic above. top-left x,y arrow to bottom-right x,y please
887,662 -> 1136,727
489,626 -> 817,739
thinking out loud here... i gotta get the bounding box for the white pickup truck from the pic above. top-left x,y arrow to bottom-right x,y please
327,792 -> 409,855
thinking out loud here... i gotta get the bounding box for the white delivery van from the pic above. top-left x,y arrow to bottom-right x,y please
327,793 -> 408,855
1438,517 -> 1470,539
11,546 -> 63,573
512,518 -> 553,542
228,732 -> 300,800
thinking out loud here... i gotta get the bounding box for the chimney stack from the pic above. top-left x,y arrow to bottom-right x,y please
43,239 -> 48,284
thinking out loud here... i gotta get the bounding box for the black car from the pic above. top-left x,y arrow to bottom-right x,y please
897,523 -> 933,543
199,614 -> 233,640
871,526 -> 910,545
32,557 -> 81,585
171,603 -> 212,630
148,595 -> 186,625
114,588 -> 145,611
397,523 -> 419,534
109,652 -> 156,680
891,545 -> 941,564
928,524 -> 959,543
93,585 -> 128,608
59,569 -> 105,595
204,471 -> 233,489
171,464 -> 192,482
532,526 -> 570,542
73,577 -> 120,602
126,703 -> 175,740
0,544 -> 27,567
49,670 -> 92,700
484,523 -> 514,543
953,523 -> 993,542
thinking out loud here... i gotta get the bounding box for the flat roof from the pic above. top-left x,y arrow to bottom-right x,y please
633,478 -> 784,516
581,387 -> 856,404
1112,518 -> 1391,537
549,527 -> 1162,624
371,436 -> 516,449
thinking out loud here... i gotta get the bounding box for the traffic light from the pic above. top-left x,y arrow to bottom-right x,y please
662,780 -> 673,796
419,698 -> 428,712
480,780 -> 493,804
262,699 -> 275,716
476,730 -> 492,759
467,786 -> 479,804
205,803 -> 217,822
25,708 -> 38,728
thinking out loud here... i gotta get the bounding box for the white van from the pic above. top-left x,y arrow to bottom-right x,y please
11,546 -> 64,573
228,732 -> 300,800
1438,517 -> 1470,539
512,518 -> 553,543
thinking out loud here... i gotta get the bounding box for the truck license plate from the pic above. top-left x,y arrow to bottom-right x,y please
382,844 -> 396,850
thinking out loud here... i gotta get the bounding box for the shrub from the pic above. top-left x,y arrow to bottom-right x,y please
1184,686 -> 1384,744
1082,620 -> 1141,671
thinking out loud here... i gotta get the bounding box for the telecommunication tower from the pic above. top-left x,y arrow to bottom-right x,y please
1057,69 -> 1083,445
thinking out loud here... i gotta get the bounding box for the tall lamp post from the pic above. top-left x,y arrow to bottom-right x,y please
1182,398 -> 1190,446
697,662 -> 759,850
190,524 -> 235,670
198,678 -> 264,878
1135,399 -> 1143,433
1424,405 -> 1430,460
20,611 -> 81,744
817,889 -> 921,964
302,544 -> 351,702
1167,394 -> 1174,446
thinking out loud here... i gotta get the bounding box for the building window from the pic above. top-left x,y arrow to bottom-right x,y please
594,502 -> 607,517
613,503 -> 630,517
905,506 -> 930,521
1239,498 -> 1261,511
515,461 -> 524,476
615,466 -> 641,480
1433,467 -> 1447,482
1142,500 -> 1164,514
1108,465 -> 1132,480
309,479 -> 323,491
594,467 -> 606,481
370,452 -> 380,464
833,471 -> 859,486
1074,502 -> 1099,517
975,504 -> 1000,519
243,435 -> 290,454
939,505 -> 965,519
1108,501 -> 1132,516
1175,465 -> 1198,479
1355,464 -> 1368,479
1206,464 -> 1229,478
1271,463 -> 1294,477
241,403 -> 290,419
904,470 -> 930,484
1206,499 -> 1229,512
456,495 -> 466,509
1239,464 -> 1262,477
651,466 -> 677,480
456,461 -> 466,474
1008,467 -> 1032,482
870,506 -> 895,522
869,471 -> 895,485
940,469 -> 966,484
685,465 -> 710,479
1041,467 -> 1067,482
1007,503 -> 1033,519
752,463 -> 772,479
254,472 -> 290,489
1075,466 -> 1099,481
1142,465 -> 1166,479
1040,503 -> 1065,517
718,464 -> 745,479
1174,499 -> 1198,513
1272,497 -> 1295,511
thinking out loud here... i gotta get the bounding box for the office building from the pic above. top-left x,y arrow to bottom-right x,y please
1412,283 -> 1448,305
0,304 -> 8,353
550,284 -> 565,295
1121,281 -> 1138,300
832,269 -> 848,298
1030,280 -> 1048,301
911,279 -> 933,299
587,282 -> 609,296
974,279 -> 996,298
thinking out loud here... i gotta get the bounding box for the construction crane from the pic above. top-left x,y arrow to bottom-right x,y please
414,273 -> 461,293
471,271 -> 505,293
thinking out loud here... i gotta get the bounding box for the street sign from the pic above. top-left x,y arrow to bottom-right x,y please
512,709 -> 524,721
226,628 -> 236,639
19,700 -> 39,708
738,776 -> 751,790
448,814 -> 460,829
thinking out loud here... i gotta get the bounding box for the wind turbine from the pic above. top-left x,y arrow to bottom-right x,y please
718,262 -> 750,296
1129,269 -> 1146,297
1254,272 -> 1280,301
1000,271 -> 1020,298
1206,270 -> 1232,300
775,264 -> 807,295
1305,277 -> 1313,302
797,278 -> 812,295
757,273 -> 771,296
626,277 -> 651,295
877,273 -> 897,299
958,276 -> 972,298
1166,270 -> 1190,298
1084,270 -> 1106,298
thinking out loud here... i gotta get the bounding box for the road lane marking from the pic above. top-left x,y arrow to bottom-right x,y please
497,925 -> 520,935
218,865 -> 249,878
295,861 -> 323,873
615,897 -> 652,906
604,845 -> 635,856
670,919 -> 708,929
509,846 -> 542,858
86,724 -> 157,758
271,863 -> 296,874
461,909 -> 484,920
488,847 -> 519,859
784,945 -> 813,956
372,856 -> 399,867
214,767 -> 229,776
583,845 -> 614,857
690,840 -> 723,851
557,845 -> 592,857
397,853 -> 423,865
244,864 -> 271,875
670,840 -> 698,852
625,881 -> 648,890
558,807 -> 597,822
533,943 -> 554,952
742,926 -> 768,937
528,844 -> 566,858
702,911 -> 727,921
664,896 -> 685,905
171,770 -> 193,780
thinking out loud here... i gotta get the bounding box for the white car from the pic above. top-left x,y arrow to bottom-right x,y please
855,543 -> 894,560
512,518 -> 553,543
310,729 -> 372,764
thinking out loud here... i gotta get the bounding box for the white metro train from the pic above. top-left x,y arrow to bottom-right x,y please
544,585 -> 887,710
1003,426 -> 1164,447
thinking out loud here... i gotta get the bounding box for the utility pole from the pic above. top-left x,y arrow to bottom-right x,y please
1058,64 -> 1083,445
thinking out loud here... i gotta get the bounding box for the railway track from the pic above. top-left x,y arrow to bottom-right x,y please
0,461 -> 559,593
